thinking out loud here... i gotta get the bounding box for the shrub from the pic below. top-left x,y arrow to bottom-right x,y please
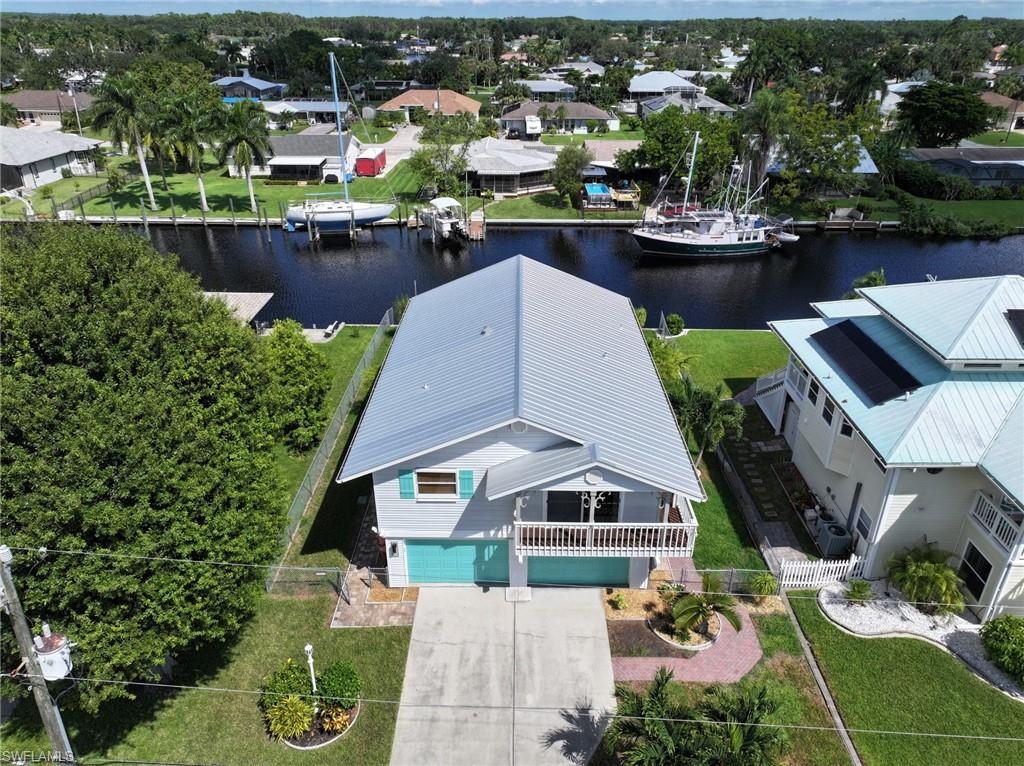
61,167 -> 73,179
264,319 -> 331,451
260,658 -> 311,711
812,199 -> 835,218
39,186 -> 55,201
748,572 -> 778,600
665,313 -> 684,336
612,593 -> 627,611
265,695 -> 314,740
980,615 -> 1024,685
317,660 -> 362,710
855,202 -> 873,216
634,305 -> 647,327
393,293 -> 410,323
846,579 -> 874,605
320,704 -> 353,734
887,543 -> 964,615
658,581 -> 686,607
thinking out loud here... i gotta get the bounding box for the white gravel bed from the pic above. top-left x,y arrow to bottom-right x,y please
818,581 -> 1023,700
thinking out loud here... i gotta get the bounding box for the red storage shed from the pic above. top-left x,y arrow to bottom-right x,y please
355,147 -> 386,177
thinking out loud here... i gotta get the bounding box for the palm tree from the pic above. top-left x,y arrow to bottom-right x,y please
92,72 -> 157,210
672,572 -> 742,637
840,61 -> 886,114
555,104 -> 568,132
218,100 -> 270,213
887,544 -> 965,615
0,101 -> 19,127
698,684 -> 788,765
537,103 -> 552,128
222,40 -> 243,75
995,73 -> 1024,144
604,667 -> 701,765
843,268 -> 886,299
168,93 -> 220,213
676,377 -> 745,466
738,88 -> 788,186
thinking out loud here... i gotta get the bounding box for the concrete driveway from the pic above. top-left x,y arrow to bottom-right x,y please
390,587 -> 615,766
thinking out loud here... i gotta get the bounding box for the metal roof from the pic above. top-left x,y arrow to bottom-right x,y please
629,71 -> 697,93
262,99 -> 350,115
466,138 -> 556,176
979,394 -> 1024,502
499,101 -> 612,121
486,443 -> 598,500
0,127 -> 100,167
858,276 -> 1024,361
211,71 -> 284,92
771,295 -> 1024,470
515,79 -> 576,94
338,255 -> 704,500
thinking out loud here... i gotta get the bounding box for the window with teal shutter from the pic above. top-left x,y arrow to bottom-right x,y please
459,470 -> 475,499
398,469 -> 415,499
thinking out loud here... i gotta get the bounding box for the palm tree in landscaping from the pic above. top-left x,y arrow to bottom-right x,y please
604,667 -> 702,765
698,684 -> 787,765
738,88 -> 788,187
92,72 -> 157,210
168,93 -> 220,213
676,377 -> 745,467
843,267 -> 886,298
217,99 -> 270,213
555,103 -> 568,132
672,572 -> 742,638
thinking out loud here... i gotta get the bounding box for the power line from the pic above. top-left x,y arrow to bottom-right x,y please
4,672 -> 1022,744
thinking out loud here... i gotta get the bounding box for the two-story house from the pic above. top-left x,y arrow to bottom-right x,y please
337,255 -> 704,589
756,276 -> 1024,619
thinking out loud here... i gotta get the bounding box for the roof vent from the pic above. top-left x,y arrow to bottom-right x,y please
481,325 -> 493,336
422,383 -> 430,390
601,351 -> 609,359
510,421 -> 528,434
584,470 -> 603,485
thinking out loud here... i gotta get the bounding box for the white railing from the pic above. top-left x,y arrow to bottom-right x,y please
779,554 -> 864,589
514,521 -> 696,558
786,363 -> 809,400
971,491 -> 1021,553
755,368 -> 786,397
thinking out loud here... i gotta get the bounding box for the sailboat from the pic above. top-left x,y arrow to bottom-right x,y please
631,133 -> 798,258
286,52 -> 395,234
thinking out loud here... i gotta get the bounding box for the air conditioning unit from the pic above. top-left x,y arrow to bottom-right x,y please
817,523 -> 852,558
814,508 -> 837,534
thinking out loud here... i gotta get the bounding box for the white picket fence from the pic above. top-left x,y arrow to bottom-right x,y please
779,554 -> 864,589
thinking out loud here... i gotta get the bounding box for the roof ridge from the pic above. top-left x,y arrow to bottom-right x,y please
883,376 -> 945,463
946,276 -> 1007,356
513,255 -> 525,418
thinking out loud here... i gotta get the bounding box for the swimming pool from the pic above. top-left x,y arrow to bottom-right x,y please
585,183 -> 611,196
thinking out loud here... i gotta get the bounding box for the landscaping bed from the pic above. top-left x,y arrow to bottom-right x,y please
607,620 -> 696,659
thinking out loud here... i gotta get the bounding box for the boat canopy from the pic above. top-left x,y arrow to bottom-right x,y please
430,196 -> 463,210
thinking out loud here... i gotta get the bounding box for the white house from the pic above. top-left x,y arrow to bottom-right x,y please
228,134 -> 362,183
498,101 -> 619,137
545,61 -> 605,80
514,79 -> 577,102
756,276 -> 1024,620
337,255 -> 704,589
628,71 -> 700,101
0,127 -> 100,192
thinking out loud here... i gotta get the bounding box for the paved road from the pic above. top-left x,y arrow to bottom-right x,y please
390,587 -> 615,766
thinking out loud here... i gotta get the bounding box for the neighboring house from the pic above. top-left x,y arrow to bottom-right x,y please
262,99 -> 352,127
879,80 -> 926,122
228,133 -> 362,182
3,89 -> 95,126
717,46 -> 747,70
354,79 -> 427,101
586,139 -> 642,172
907,147 -> 1024,188
639,91 -> 735,119
498,101 -> 618,137
514,79 -> 577,102
211,68 -> 286,101
500,51 -> 530,65
337,255 -> 704,589
0,127 -> 100,191
546,61 -> 605,79
980,91 -> 1024,131
465,137 -> 558,194
377,89 -> 480,120
756,276 -> 1024,620
628,71 -> 699,101
767,136 -> 879,188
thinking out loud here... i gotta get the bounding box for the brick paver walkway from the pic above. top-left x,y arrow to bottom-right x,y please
611,607 -> 761,683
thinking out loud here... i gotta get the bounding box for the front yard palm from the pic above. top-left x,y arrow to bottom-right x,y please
672,573 -> 742,637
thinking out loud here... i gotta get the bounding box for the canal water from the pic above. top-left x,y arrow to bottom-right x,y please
150,225 -> 1024,328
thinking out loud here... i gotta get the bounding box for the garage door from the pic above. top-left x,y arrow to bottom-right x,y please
405,540 -> 509,585
528,556 -> 630,586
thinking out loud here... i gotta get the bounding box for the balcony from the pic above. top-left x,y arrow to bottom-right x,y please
971,491 -> 1022,555
513,507 -> 696,558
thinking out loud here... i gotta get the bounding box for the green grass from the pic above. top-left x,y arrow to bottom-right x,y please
486,191 -> 643,220
752,612 -> 804,660
672,329 -> 789,398
350,124 -> 397,144
790,592 -> 1024,765
1,597 -> 411,766
0,168 -> 127,219
774,193 -> 1024,227
540,129 -> 644,145
968,130 -> 1024,147
692,453 -> 766,571
269,122 -> 309,136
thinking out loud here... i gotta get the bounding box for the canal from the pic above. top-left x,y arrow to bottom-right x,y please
150,225 -> 1024,328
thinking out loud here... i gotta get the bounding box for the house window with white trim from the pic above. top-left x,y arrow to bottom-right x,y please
958,542 -> 992,600
840,418 -> 854,438
822,397 -> 835,426
415,470 -> 458,498
808,379 -> 820,406
855,507 -> 872,539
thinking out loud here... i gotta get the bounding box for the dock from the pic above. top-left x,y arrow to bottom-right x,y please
203,291 -> 274,322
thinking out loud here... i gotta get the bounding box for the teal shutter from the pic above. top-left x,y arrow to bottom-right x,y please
398,469 -> 415,499
458,470 -> 475,499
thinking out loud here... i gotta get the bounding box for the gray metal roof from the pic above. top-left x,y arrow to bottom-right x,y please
515,79 -> 577,94
467,138 -> 556,176
980,394 -> 1024,502
338,255 -> 704,500
486,443 -> 598,500
629,71 -> 697,94
267,133 -> 357,159
0,127 -> 100,167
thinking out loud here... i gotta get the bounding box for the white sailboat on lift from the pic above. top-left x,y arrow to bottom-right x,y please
286,52 -> 395,235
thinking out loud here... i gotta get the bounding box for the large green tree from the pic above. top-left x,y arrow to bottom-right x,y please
895,81 -> 995,147
264,319 -> 331,451
626,108 -> 736,191
0,226 -> 287,711
549,144 -> 593,207
92,72 -> 158,210
218,99 -> 271,213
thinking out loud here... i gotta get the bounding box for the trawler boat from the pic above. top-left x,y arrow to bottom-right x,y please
417,197 -> 468,241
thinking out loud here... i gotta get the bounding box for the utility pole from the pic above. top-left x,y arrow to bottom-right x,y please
0,545 -> 75,762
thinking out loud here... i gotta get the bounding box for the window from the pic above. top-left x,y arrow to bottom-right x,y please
958,542 -> 992,600
855,507 -> 872,539
415,470 -> 458,498
808,379 -> 820,405
822,397 -> 835,426
840,418 -> 854,438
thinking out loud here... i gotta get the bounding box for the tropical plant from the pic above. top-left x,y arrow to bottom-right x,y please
92,72 -> 158,209
260,658 -> 313,711
658,581 -> 687,607
106,166 -> 127,194
843,267 -> 886,299
665,313 -> 684,336
887,544 -> 965,615
675,378 -> 745,466
167,91 -> 220,212
263,319 -> 331,451
317,660 -> 362,710
218,99 -> 271,212
604,667 -> 702,765
748,572 -> 779,601
738,88 -> 788,186
393,293 -> 410,323
994,73 -> 1024,144
846,579 -> 874,605
634,305 -> 648,327
895,81 -> 994,147
554,103 -> 568,131
320,704 -> 353,734
672,572 -> 742,637
0,100 -> 19,127
265,695 -> 315,740
537,103 -> 552,123
980,615 -> 1024,685
698,684 -> 788,765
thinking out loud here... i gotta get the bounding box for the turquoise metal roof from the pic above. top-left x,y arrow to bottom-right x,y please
858,276 -> 1024,362
980,395 -> 1024,502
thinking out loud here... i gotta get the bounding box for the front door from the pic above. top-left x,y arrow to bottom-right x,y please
782,399 -> 799,447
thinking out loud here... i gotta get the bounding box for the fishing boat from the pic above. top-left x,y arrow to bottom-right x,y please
286,52 -> 395,235
631,132 -> 797,258
417,197 -> 468,241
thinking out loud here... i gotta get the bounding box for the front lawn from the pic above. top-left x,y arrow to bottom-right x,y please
1,597 -> 411,766
790,593 -> 1024,765
540,129 -> 644,145
969,130 -> 1024,147
486,191 -> 643,220
350,124 -> 397,144
672,329 -> 788,398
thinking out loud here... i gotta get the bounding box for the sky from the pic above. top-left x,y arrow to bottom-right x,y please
3,0 -> 1022,21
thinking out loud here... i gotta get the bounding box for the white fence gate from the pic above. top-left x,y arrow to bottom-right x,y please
779,554 -> 864,589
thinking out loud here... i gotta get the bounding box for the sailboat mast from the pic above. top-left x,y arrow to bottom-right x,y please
329,51 -> 350,203
682,131 -> 700,211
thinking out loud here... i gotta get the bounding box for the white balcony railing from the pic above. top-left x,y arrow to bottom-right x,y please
514,520 -> 696,558
971,491 -> 1021,554
755,368 -> 786,398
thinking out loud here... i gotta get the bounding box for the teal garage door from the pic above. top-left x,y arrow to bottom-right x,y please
528,556 -> 630,586
405,540 -> 509,585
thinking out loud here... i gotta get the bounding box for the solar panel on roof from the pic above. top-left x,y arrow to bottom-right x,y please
1007,309 -> 1024,348
810,320 -> 922,406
